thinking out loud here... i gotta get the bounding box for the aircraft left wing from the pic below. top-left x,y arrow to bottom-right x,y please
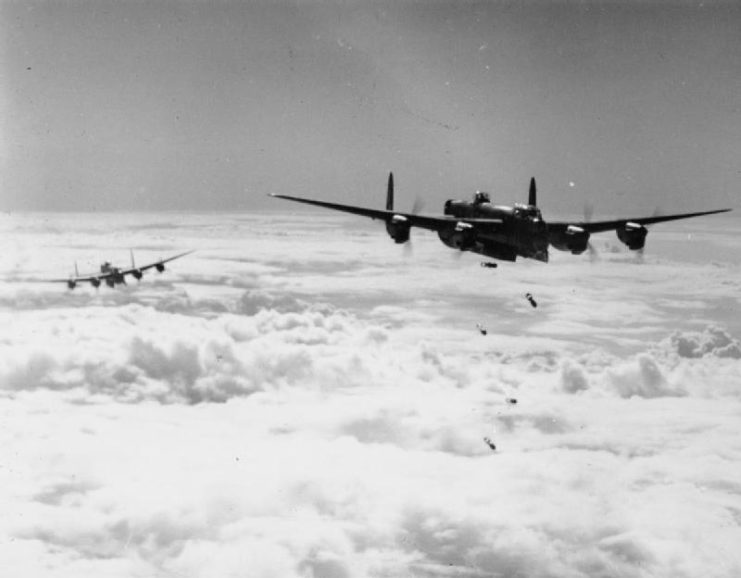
269,194 -> 503,232
549,208 -> 731,234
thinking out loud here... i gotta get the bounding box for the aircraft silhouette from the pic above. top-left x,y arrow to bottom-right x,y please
52,250 -> 193,289
271,174 -> 730,263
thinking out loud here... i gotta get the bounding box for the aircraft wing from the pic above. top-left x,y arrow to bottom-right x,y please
269,194 -> 503,232
549,208 -> 731,234
121,250 -> 194,275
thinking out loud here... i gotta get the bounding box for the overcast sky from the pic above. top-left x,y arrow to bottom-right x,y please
1,0 -> 739,213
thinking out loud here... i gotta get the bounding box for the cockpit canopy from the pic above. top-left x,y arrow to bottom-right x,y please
473,191 -> 491,205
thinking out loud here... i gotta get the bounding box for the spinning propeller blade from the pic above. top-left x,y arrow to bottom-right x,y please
582,202 -> 600,262
404,195 -> 425,257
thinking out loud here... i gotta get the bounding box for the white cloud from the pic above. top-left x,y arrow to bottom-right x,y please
607,353 -> 683,399
669,326 -> 741,359
560,359 -> 590,393
1,212 -> 741,577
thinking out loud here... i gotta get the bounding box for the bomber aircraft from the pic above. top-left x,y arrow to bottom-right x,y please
270,174 -> 730,263
52,250 -> 193,289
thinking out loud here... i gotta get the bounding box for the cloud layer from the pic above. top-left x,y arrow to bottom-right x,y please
1,212 -> 740,577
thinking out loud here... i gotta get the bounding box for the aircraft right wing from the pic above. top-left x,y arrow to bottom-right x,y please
549,208 -> 732,234
269,194 -> 504,232
120,250 -> 194,275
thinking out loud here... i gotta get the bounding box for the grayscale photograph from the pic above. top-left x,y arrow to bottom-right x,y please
1,1 -> 740,576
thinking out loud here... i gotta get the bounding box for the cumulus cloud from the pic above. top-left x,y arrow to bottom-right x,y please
560,359 -> 590,393
606,353 -> 685,399
669,326 -> 741,359
0,301 -> 398,403
235,289 -> 321,316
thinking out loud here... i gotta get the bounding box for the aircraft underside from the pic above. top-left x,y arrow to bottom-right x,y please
437,228 -> 542,263
466,241 -> 519,262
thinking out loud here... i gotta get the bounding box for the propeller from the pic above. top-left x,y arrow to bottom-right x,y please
403,238 -> 413,257
583,202 -> 600,262
634,246 -> 645,263
583,201 -> 594,223
411,196 -> 425,216
403,195 -> 425,257
633,207 -> 660,263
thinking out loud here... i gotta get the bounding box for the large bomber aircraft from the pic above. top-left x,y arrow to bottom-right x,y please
271,174 -> 730,264
52,250 -> 193,289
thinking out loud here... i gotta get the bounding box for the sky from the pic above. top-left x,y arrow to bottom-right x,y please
1,210 -> 740,576
1,0 -> 740,214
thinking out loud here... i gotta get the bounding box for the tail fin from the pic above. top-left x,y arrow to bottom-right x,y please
386,173 -> 394,211
74,261 -> 79,278
528,177 -> 537,207
130,249 -> 136,269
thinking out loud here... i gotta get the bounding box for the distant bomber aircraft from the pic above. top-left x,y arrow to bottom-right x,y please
52,250 -> 193,289
271,174 -> 730,263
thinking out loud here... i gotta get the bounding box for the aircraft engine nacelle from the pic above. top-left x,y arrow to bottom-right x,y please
132,269 -> 143,280
90,278 -> 101,288
67,279 -> 76,290
550,225 -> 590,254
385,215 -> 411,244
156,263 -> 165,273
105,277 -> 116,288
617,221 -> 648,250
438,221 -> 476,250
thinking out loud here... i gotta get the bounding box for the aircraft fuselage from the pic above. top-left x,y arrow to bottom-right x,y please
442,194 -> 550,262
100,263 -> 126,286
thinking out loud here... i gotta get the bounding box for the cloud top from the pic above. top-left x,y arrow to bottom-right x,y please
1,212 -> 741,576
